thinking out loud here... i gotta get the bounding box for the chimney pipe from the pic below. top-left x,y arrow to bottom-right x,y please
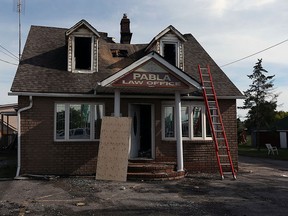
120,13 -> 132,44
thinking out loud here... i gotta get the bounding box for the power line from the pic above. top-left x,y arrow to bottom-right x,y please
220,38 -> 288,67
0,58 -> 18,66
0,44 -> 19,61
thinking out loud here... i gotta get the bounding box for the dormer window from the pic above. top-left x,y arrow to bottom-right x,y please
66,20 -> 100,73
163,42 -> 178,66
146,26 -> 186,70
74,36 -> 92,70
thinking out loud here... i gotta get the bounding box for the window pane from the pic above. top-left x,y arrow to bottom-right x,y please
69,104 -> 90,139
181,106 -> 189,137
56,104 -> 65,139
206,110 -> 212,137
193,106 -> 202,137
94,104 -> 103,139
164,106 -> 174,137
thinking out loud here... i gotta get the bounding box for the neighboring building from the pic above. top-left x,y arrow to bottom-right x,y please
10,14 -> 243,176
0,103 -> 17,149
252,116 -> 288,149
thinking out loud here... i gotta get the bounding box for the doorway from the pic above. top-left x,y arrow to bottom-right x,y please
129,104 -> 154,159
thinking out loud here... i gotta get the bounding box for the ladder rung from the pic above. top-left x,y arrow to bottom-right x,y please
220,163 -> 230,166
211,115 -> 219,117
219,155 -> 228,157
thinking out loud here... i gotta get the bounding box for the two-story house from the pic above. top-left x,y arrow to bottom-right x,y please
10,14 -> 243,178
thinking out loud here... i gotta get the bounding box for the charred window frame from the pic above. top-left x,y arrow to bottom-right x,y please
161,41 -> 179,67
73,36 -> 93,71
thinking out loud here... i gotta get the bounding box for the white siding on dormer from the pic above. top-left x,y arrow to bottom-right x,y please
158,33 -> 184,70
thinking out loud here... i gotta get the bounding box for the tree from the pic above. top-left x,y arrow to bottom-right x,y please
240,59 -> 278,148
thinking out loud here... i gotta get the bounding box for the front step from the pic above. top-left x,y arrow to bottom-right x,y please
127,161 -> 185,181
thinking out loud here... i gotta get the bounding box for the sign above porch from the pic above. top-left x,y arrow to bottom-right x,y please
101,52 -> 201,90
112,60 -> 188,88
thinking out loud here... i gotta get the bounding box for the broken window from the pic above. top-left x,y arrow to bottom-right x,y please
74,37 -> 92,70
163,43 -> 176,66
111,49 -> 128,57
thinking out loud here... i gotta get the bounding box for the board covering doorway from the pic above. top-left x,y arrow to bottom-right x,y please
129,104 -> 154,159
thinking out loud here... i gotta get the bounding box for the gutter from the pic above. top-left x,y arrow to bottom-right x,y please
15,96 -> 33,178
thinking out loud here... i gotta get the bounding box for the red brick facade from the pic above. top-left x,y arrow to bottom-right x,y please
19,96 -> 238,175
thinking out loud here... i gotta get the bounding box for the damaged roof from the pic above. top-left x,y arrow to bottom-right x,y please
11,21 -> 243,97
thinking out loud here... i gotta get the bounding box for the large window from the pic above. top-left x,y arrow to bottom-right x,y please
162,103 -> 212,140
55,103 -> 104,141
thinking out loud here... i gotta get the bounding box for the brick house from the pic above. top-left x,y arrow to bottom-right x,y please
10,14 -> 243,177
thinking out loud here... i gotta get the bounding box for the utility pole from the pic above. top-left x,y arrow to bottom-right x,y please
17,0 -> 22,62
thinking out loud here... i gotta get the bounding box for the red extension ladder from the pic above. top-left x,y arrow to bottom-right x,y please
198,65 -> 236,180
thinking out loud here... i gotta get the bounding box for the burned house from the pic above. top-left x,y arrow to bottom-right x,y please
10,14 -> 243,179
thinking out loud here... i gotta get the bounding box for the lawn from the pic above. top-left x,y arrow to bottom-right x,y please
238,144 -> 288,161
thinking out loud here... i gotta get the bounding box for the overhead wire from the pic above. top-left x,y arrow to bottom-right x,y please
220,38 -> 288,68
0,58 -> 18,66
0,44 -> 19,61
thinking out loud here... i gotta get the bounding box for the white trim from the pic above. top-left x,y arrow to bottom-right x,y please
162,101 -> 213,141
128,103 -> 155,159
16,96 -> 33,177
114,90 -> 121,117
101,55 -> 152,86
8,92 -> 244,100
54,102 -> 104,142
145,25 -> 186,52
160,40 -> 180,67
175,91 -> 184,171
66,19 -> 101,38
72,35 -> 95,73
100,52 -> 201,89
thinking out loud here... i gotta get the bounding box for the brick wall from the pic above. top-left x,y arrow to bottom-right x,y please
18,96 -> 238,175
18,96 -> 113,175
155,99 -> 238,173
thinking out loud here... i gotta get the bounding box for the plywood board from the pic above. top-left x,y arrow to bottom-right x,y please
96,117 -> 131,181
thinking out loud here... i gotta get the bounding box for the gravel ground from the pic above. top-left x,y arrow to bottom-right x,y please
0,156 -> 288,216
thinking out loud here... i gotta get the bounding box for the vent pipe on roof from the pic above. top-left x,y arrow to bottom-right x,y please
120,13 -> 132,44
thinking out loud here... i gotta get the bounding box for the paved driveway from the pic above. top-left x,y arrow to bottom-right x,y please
0,156 -> 288,215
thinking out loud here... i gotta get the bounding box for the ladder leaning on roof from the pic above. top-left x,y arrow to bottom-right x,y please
198,65 -> 237,180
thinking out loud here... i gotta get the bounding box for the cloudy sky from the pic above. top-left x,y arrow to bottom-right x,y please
0,0 -> 287,119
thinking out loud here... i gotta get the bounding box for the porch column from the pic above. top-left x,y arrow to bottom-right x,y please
114,89 -> 121,117
175,91 -> 184,171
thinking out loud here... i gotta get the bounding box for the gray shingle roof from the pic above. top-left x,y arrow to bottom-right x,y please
11,24 -> 243,97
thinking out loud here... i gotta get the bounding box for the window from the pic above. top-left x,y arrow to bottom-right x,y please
73,36 -> 93,71
55,103 -> 104,141
163,43 -> 176,66
162,103 -> 212,140
164,106 -> 174,138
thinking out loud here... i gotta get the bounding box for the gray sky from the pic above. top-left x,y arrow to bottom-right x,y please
1,0 -> 287,119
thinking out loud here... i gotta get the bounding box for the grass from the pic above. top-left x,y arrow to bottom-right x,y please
238,144 -> 288,161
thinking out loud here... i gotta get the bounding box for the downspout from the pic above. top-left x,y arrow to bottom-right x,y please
15,96 -> 33,177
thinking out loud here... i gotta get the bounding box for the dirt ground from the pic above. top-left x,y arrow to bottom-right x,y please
0,156 -> 288,216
